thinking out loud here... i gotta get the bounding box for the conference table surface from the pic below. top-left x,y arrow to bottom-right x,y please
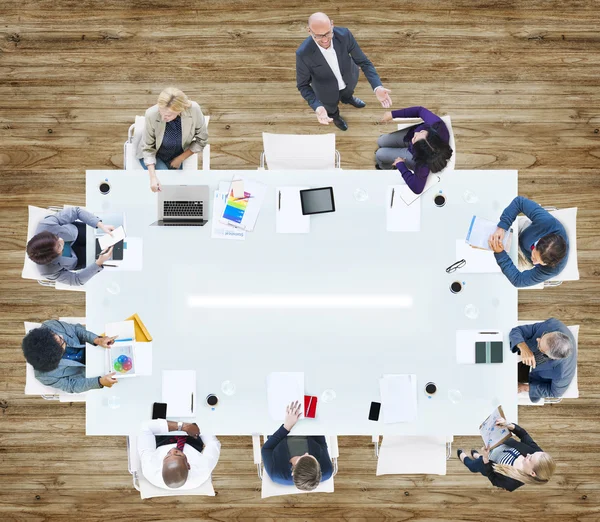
85,169 -> 518,436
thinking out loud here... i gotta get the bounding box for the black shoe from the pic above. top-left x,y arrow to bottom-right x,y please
457,449 -> 464,460
471,449 -> 480,459
332,115 -> 348,131
342,96 -> 366,108
375,164 -> 381,170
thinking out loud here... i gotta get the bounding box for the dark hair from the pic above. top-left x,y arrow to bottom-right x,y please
411,122 -> 453,176
22,327 -> 64,372
27,231 -> 60,265
536,233 -> 567,267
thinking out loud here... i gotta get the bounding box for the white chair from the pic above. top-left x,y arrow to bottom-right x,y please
517,321 -> 579,406
252,434 -> 338,498
259,132 -> 341,170
372,435 -> 452,476
124,115 -> 210,171
23,320 -> 87,402
395,114 -> 456,175
126,434 -> 215,499
518,207 -> 579,288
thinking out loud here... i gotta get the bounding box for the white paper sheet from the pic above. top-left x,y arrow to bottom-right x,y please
456,330 -> 503,364
102,237 -> 143,271
379,374 -> 417,424
465,216 -> 512,251
220,176 -> 267,232
105,320 -> 135,340
455,239 -> 500,273
267,372 -> 304,421
211,191 -> 246,240
276,187 -> 310,234
387,186 -> 421,232
398,175 -> 441,206
133,342 -> 152,376
162,370 -> 196,417
97,226 -> 126,250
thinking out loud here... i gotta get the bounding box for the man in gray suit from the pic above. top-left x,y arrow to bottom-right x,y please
296,12 -> 392,131
22,320 -> 118,393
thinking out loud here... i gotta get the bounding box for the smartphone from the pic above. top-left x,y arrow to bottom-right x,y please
152,402 -> 167,420
368,401 -> 381,421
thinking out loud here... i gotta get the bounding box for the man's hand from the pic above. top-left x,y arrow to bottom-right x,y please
98,222 -> 116,235
94,335 -> 118,348
283,400 -> 302,431
375,87 -> 392,108
182,423 -> 200,438
518,342 -> 537,368
488,236 -> 505,253
100,372 -> 118,388
95,246 -> 114,266
315,107 -> 333,125
392,157 -> 405,167
150,175 -> 162,193
170,156 -> 184,169
380,111 -> 393,123
490,227 -> 505,249
518,383 -> 530,394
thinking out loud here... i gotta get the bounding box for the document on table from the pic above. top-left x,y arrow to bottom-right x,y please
211,191 -> 246,240
105,320 -> 135,340
456,330 -> 502,364
379,374 -> 418,423
97,226 -> 126,250
455,239 -> 500,273
466,216 -> 512,251
162,370 -> 196,417
398,175 -> 441,206
221,176 -> 267,231
479,405 -> 512,449
276,187 -> 310,234
267,372 -> 304,421
387,186 -> 421,232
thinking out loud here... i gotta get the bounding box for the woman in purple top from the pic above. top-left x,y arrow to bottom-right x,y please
375,106 -> 453,194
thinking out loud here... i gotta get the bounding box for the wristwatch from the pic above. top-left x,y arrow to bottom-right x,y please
177,421 -> 183,431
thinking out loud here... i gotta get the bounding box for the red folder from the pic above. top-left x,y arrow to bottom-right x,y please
304,395 -> 317,418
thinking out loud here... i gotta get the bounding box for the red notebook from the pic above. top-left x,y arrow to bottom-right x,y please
304,395 -> 318,418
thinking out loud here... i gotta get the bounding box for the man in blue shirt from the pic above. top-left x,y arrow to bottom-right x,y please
509,318 -> 576,403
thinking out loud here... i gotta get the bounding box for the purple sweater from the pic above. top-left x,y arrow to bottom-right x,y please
390,106 -> 450,194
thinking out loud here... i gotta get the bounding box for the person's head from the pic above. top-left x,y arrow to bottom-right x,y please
531,233 -> 567,267
291,453 -> 321,491
26,231 -> 63,265
308,12 -> 333,49
162,448 -> 190,488
22,327 -> 66,372
493,451 -> 555,486
411,122 -> 453,175
156,87 -> 192,123
537,331 -> 573,360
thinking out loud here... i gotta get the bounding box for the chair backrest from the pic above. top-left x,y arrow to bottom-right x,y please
22,206 -> 55,281
262,132 -> 336,170
518,207 -> 579,282
376,436 -> 447,475
127,434 -> 215,498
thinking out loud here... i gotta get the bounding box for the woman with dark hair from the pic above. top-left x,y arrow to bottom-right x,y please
489,196 -> 569,287
375,106 -> 453,194
27,207 -> 115,286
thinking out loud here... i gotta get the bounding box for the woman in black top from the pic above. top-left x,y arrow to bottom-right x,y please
457,418 -> 555,492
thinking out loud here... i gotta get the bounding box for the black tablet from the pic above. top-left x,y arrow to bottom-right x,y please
299,187 -> 336,215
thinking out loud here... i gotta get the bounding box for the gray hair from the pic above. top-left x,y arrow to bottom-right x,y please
545,332 -> 573,359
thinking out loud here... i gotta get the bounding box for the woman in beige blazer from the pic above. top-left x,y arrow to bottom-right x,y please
137,87 -> 208,192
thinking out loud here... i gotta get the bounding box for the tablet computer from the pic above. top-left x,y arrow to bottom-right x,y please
300,187 -> 335,215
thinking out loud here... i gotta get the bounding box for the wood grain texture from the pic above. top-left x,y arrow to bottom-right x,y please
1,1 -> 599,520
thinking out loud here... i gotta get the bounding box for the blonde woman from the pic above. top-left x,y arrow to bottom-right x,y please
457,418 -> 555,491
137,87 -> 208,192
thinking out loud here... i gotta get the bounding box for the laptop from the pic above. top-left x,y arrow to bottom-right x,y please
151,185 -> 209,227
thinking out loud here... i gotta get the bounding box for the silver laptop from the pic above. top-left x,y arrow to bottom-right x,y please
151,185 -> 209,226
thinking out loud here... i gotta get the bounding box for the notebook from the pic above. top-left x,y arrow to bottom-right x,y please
479,405 -> 512,450
398,175 -> 441,206
162,370 -> 196,417
466,216 -> 512,251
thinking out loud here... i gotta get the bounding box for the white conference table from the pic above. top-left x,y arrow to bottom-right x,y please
85,169 -> 518,436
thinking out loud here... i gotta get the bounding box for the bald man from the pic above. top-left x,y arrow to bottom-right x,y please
296,12 -> 392,131
138,419 -> 220,490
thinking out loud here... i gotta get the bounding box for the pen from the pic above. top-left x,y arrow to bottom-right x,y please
103,264 -> 117,267
390,188 -> 395,208
307,396 -> 313,417
278,190 -> 281,210
114,338 -> 133,342
191,393 -> 194,413
479,332 -> 499,335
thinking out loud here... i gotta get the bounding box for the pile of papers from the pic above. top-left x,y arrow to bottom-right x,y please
379,374 -> 418,423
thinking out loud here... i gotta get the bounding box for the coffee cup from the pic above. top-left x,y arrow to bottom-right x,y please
425,382 -> 437,396
450,281 -> 463,294
206,394 -> 219,407
434,193 -> 446,207
99,181 -> 111,195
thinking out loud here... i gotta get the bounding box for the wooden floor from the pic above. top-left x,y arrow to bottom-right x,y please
1,1 -> 599,520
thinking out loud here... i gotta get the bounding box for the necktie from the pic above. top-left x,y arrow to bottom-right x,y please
530,243 -> 535,251
168,436 -> 187,450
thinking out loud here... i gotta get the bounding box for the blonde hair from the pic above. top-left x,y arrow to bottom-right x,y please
292,456 -> 321,491
493,452 -> 556,486
157,87 -> 192,113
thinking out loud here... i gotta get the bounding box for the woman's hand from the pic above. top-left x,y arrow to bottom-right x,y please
150,175 -> 162,193
170,155 -> 184,169
380,111 -> 393,123
392,157 -> 405,167
495,417 -> 515,431
283,401 -> 302,431
480,445 -> 490,463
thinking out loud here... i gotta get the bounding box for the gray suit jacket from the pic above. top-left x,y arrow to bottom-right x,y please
509,318 -> 577,402
34,320 -> 102,394
34,207 -> 103,286
296,27 -> 382,111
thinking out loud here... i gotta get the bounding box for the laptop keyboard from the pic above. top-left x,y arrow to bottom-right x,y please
163,200 -> 204,217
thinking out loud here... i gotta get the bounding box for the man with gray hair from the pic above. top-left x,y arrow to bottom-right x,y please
509,317 -> 577,403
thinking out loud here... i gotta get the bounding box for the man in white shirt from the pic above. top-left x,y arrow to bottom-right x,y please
137,419 -> 221,489
296,12 -> 392,131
